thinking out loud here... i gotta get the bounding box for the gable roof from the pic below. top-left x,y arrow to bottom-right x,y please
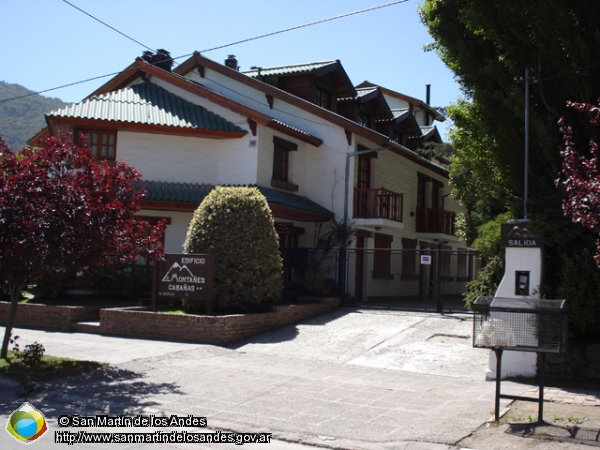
388,108 -> 421,135
420,125 -> 442,143
173,53 -> 449,177
47,82 -> 246,137
33,54 -> 448,177
242,60 -> 356,98
356,80 -> 446,123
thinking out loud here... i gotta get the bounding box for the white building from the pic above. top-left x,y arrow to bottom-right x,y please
32,53 -> 474,303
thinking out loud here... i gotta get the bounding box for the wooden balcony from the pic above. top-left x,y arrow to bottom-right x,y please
416,208 -> 456,235
353,188 -> 403,222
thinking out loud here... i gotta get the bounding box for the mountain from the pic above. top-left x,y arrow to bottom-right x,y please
0,81 -> 68,151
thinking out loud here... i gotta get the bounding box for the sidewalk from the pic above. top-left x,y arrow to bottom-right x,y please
1,309 -> 598,449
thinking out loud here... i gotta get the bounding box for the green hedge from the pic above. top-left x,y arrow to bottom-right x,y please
183,187 -> 283,313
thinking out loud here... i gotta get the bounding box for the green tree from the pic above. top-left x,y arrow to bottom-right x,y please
183,187 -> 283,313
420,0 -> 600,337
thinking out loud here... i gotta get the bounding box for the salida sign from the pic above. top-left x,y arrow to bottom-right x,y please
500,223 -> 544,248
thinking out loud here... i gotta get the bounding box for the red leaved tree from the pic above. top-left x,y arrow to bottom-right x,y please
557,100 -> 600,264
0,136 -> 165,358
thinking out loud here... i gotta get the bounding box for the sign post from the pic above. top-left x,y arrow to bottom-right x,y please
151,248 -> 214,314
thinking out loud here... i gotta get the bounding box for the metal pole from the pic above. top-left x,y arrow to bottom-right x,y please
495,348 -> 503,422
339,146 -> 389,299
524,66 -> 529,220
538,353 -> 545,422
435,243 -> 442,313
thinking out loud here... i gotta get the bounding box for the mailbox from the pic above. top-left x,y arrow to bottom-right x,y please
472,295 -> 568,422
473,296 -> 568,354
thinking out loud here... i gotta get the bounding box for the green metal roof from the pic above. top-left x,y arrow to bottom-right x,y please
48,83 -> 246,134
243,61 -> 338,78
136,180 -> 333,218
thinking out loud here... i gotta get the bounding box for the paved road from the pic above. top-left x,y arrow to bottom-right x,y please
1,308 -> 530,449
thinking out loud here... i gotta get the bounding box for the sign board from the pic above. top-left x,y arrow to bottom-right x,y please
420,254 -> 432,265
500,223 -> 544,248
152,250 -> 214,313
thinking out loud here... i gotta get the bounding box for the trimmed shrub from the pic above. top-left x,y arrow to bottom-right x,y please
183,187 -> 283,313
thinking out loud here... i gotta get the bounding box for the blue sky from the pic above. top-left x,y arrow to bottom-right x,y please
1,0 -> 460,137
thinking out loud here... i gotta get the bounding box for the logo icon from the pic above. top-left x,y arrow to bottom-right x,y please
6,403 -> 48,444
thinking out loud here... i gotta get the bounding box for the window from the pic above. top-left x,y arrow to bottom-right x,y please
358,111 -> 372,128
315,87 -> 332,109
271,136 -> 298,191
357,154 -> 371,189
401,238 -> 418,280
82,131 -> 117,160
373,233 -> 393,280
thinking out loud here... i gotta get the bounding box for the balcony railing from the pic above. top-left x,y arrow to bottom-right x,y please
416,208 -> 456,235
353,188 -> 403,222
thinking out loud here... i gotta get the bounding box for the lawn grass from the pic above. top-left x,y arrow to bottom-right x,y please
0,352 -> 105,382
159,308 -> 188,315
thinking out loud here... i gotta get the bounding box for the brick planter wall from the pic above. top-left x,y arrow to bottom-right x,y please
0,302 -> 100,331
100,297 -> 340,345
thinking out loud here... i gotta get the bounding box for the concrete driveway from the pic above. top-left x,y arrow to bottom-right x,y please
0,308 -> 528,449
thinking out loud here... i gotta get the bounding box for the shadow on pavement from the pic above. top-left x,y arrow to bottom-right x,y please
228,307 -> 352,349
0,365 -> 185,418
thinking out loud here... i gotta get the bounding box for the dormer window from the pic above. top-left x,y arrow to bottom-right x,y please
359,111 -> 372,128
315,87 -> 332,110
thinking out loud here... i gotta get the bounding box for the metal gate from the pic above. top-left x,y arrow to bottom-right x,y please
282,247 -> 480,313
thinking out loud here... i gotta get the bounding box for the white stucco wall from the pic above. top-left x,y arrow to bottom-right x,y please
137,209 -> 194,254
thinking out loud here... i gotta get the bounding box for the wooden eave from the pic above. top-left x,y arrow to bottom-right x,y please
359,90 -> 393,120
27,127 -> 51,146
313,60 -> 356,98
46,116 -> 247,140
141,200 -> 199,212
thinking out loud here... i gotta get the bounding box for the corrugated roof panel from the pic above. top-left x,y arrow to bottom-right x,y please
243,61 -> 337,78
49,83 -> 245,133
134,181 -> 333,218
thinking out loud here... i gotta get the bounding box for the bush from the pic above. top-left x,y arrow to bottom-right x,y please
558,250 -> 600,343
183,187 -> 283,313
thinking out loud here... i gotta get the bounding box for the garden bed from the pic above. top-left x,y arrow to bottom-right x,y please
99,297 -> 340,345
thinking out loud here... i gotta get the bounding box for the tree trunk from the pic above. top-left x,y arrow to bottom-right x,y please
1,284 -> 23,359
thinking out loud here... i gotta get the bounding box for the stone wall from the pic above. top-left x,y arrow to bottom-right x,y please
100,297 -> 340,345
0,302 -> 100,331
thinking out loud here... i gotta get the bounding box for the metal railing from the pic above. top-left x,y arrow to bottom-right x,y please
416,208 -> 456,235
